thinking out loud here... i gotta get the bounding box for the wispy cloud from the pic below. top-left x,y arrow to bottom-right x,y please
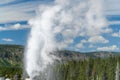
0,23 -> 30,31
0,0 -> 50,24
2,38 -> 14,42
112,30 -> 120,37
0,0 -> 15,5
89,44 -> 95,48
97,45 -> 119,51
104,0 -> 120,15
76,43 -> 84,49
88,36 -> 109,44
108,21 -> 120,25
0,0 -> 120,24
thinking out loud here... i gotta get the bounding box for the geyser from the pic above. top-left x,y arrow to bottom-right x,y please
25,6 -> 60,79
25,0 -> 108,80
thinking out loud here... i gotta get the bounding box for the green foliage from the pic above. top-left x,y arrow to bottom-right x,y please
0,44 -> 119,80
0,44 -> 23,67
0,66 -> 22,79
0,45 -> 23,79
55,56 -> 120,80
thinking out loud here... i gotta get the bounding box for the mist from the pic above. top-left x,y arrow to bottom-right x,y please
25,0 -> 108,79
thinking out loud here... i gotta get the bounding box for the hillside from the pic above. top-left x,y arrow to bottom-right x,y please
0,44 -> 120,66
56,50 -> 120,61
0,44 -> 24,67
0,44 -> 120,79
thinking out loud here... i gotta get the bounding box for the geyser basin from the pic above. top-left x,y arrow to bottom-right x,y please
25,0 -> 108,80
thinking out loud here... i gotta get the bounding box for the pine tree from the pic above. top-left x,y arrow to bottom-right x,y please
115,62 -> 119,80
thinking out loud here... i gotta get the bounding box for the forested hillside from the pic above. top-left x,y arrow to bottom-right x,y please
0,44 -> 23,67
0,45 -> 23,78
0,44 -> 119,80
54,57 -> 120,80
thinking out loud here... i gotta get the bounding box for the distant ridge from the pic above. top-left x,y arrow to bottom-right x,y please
0,44 -> 119,66
55,50 -> 120,61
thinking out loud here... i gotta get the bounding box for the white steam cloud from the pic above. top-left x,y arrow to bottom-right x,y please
25,0 -> 108,79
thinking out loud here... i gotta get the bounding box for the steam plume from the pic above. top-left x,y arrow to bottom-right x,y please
25,0 -> 108,79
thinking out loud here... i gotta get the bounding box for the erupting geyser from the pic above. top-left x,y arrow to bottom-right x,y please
25,5 -> 60,79
25,0 -> 107,80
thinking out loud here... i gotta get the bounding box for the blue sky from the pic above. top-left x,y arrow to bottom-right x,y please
0,0 -> 120,52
